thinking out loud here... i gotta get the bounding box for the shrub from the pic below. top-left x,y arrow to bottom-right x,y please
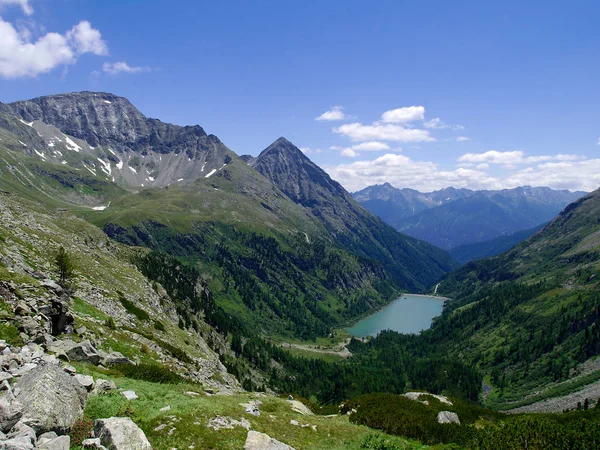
69,418 -> 93,447
55,246 -> 75,286
153,320 -> 165,331
117,293 -> 150,321
118,362 -> 188,384
105,317 -> 116,329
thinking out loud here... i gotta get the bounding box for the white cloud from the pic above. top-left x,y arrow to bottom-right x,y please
67,21 -> 107,55
597,137 -> 600,146
381,106 -> 425,123
299,147 -> 311,154
505,160 -> 600,192
458,150 -> 582,168
325,153 -> 502,192
0,0 -> 33,15
0,18 -> 107,78
424,117 -> 464,130
350,141 -> 390,151
340,148 -> 358,158
456,136 -> 470,142
315,106 -> 346,121
475,163 -> 489,170
102,61 -> 151,75
334,122 -> 434,143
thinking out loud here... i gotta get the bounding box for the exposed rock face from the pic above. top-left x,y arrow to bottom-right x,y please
243,430 -> 295,450
437,411 -> 460,425
94,417 -> 151,450
6,92 -> 236,188
14,363 -> 86,433
252,138 -> 457,291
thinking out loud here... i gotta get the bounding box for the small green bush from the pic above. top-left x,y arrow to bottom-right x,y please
69,418 -> 93,447
105,317 -> 116,329
117,293 -> 150,321
0,323 -> 23,346
153,320 -> 165,332
118,362 -> 187,384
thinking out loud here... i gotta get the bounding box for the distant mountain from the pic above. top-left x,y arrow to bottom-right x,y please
251,138 -> 457,291
353,183 -> 585,250
448,223 -> 546,264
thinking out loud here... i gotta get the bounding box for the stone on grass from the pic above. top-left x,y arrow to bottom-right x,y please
287,400 -> 313,416
244,430 -> 295,450
74,375 -> 95,392
102,352 -> 131,366
94,417 -> 151,450
120,391 -> 138,400
437,411 -> 460,425
65,341 -> 100,365
14,363 -> 86,433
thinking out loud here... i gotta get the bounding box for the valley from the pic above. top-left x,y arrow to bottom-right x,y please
0,91 -> 598,449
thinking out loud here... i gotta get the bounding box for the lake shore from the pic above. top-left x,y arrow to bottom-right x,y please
346,293 -> 449,338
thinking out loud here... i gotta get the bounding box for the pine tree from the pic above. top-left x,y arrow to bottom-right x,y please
55,246 -> 75,286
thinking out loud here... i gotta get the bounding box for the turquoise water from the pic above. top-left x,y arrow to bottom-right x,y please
347,294 -> 445,337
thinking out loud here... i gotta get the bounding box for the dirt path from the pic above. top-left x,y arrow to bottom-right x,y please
282,339 -> 352,359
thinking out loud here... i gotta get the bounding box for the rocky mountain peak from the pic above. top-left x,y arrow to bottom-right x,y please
253,137 -> 347,206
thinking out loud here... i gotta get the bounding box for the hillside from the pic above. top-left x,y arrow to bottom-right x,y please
0,92 -> 456,341
449,223 -> 546,264
353,183 -> 585,250
429,188 -> 600,409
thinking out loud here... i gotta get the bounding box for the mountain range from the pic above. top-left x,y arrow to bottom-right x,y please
2,91 -> 600,448
0,91 -> 455,340
353,182 -> 585,252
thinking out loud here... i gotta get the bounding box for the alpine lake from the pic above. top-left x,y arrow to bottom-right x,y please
347,294 -> 447,338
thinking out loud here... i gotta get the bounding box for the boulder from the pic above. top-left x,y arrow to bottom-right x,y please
244,431 -> 295,450
65,342 -> 100,365
437,411 -> 460,425
74,375 -> 95,392
287,400 -> 313,416
14,362 -> 86,433
0,393 -> 23,433
92,379 -> 116,396
7,422 -> 36,446
120,391 -> 138,401
0,437 -> 34,450
35,435 -> 70,450
82,438 -> 107,449
94,417 -> 152,450
101,352 -> 131,366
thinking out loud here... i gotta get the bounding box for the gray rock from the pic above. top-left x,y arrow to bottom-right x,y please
64,341 -> 100,365
0,436 -> 34,450
437,411 -> 460,425
92,379 -> 116,395
74,375 -> 95,392
94,417 -> 151,450
0,393 -> 23,432
40,281 -> 62,294
7,422 -> 35,446
82,438 -> 107,449
37,432 -> 58,443
62,365 -> 76,375
244,430 -> 295,450
14,362 -> 86,433
14,302 -> 30,317
9,364 -> 37,377
35,435 -> 70,450
101,353 -> 131,366
0,373 -> 12,383
120,391 -> 138,401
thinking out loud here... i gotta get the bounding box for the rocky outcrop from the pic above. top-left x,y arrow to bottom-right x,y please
437,411 -> 460,425
15,363 -> 86,434
243,431 -> 295,450
94,417 -> 151,450
6,92 -> 236,188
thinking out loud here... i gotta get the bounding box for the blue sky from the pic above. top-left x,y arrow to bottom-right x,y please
1,0 -> 599,192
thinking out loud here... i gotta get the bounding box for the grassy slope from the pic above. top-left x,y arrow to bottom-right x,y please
434,189 -> 600,409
